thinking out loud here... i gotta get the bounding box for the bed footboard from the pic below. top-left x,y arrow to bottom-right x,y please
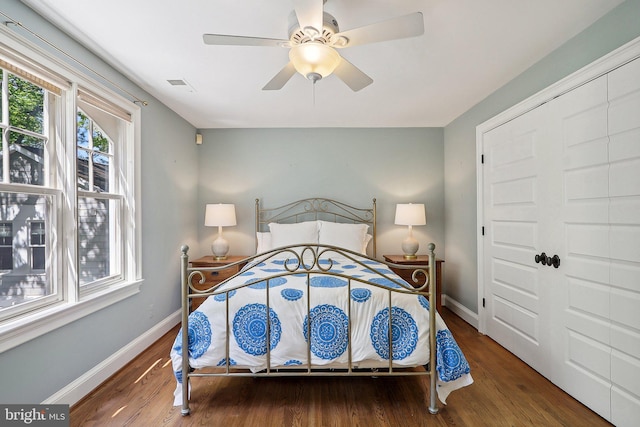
177,243 -> 440,416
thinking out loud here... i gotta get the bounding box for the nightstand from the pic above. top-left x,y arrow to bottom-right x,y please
383,255 -> 444,312
189,255 -> 246,310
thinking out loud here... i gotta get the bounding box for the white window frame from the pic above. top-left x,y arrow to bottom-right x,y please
0,24 -> 142,353
76,97 -> 125,293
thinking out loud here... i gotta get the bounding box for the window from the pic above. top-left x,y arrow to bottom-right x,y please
0,222 -> 12,270
77,110 -> 111,193
0,29 -> 141,351
76,108 -> 118,288
0,66 -> 54,315
2,69 -> 47,186
29,221 -> 45,270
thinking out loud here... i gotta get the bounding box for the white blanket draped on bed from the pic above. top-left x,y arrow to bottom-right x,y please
171,253 -> 472,405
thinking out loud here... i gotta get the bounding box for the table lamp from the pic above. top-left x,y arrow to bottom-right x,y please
394,203 -> 426,259
205,203 -> 237,259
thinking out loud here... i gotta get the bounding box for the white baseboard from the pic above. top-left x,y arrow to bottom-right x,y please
442,294 -> 479,330
44,309 -> 181,406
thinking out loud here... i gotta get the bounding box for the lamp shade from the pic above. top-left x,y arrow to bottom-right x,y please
289,42 -> 341,81
205,204 -> 237,227
394,203 -> 426,226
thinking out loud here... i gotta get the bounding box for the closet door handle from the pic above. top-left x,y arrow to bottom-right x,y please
534,252 -> 560,268
535,252 -> 548,265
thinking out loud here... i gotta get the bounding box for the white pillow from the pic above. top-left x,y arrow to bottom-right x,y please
362,233 -> 373,255
268,221 -> 319,248
318,221 -> 369,254
256,232 -> 272,253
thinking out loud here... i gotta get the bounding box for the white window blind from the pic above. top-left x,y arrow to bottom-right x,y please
0,44 -> 69,95
78,88 -> 132,122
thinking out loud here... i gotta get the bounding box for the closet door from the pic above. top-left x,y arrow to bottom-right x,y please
481,104 -> 556,376
607,57 -> 640,426
547,75 -> 611,420
481,51 -> 640,426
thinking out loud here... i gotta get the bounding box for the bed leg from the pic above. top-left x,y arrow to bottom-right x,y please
180,246 -> 191,417
428,363 -> 439,414
428,243 -> 439,415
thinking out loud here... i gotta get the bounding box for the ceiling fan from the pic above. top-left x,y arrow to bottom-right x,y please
203,0 -> 424,92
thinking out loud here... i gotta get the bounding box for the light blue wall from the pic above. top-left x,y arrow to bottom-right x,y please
443,0 -> 640,313
196,128 -> 444,260
0,0 -> 199,403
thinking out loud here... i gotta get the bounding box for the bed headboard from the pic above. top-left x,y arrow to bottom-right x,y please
255,197 -> 377,257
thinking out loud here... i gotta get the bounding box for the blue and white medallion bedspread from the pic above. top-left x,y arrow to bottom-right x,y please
171,254 -> 472,405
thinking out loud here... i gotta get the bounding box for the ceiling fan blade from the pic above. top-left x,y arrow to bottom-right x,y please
333,12 -> 424,48
262,62 -> 297,90
203,34 -> 288,47
332,58 -> 373,92
293,0 -> 324,36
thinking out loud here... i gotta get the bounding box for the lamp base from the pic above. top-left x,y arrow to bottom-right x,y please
212,236 -> 229,260
401,235 -> 419,260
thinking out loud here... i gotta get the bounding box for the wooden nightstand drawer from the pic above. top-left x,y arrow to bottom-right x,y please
189,255 -> 246,310
383,255 -> 444,312
198,266 -> 239,285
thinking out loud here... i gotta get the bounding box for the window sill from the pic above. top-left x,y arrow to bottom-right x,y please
0,279 -> 142,353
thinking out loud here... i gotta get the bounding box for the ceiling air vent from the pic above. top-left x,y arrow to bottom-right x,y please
167,79 -> 195,92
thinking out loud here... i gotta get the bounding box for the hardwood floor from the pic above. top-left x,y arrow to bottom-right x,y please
70,309 -> 611,426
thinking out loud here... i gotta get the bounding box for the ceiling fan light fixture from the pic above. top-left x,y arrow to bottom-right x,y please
289,42 -> 341,81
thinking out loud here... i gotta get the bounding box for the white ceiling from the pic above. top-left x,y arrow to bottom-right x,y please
22,0 -> 623,129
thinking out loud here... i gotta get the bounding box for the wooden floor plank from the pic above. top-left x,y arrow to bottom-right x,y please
70,308 -> 612,426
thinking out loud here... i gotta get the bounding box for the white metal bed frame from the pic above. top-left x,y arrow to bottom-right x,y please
179,198 -> 438,415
